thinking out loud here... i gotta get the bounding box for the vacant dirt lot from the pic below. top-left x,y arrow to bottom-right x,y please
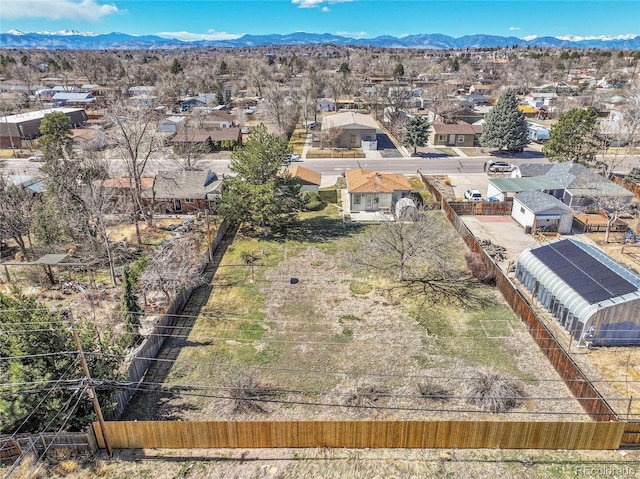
124,211 -> 584,422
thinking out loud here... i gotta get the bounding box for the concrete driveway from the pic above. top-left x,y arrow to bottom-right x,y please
461,215 -> 538,264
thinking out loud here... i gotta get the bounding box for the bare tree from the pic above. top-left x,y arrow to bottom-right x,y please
139,236 -> 207,305
349,209 -> 480,305
0,176 -> 35,259
262,81 -> 299,136
107,104 -> 166,242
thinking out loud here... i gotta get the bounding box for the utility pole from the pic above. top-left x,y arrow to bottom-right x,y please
67,310 -> 113,457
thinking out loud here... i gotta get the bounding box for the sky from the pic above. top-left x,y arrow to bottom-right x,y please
1,0 -> 639,41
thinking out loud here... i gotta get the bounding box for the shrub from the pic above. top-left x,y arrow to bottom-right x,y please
417,380 -> 453,402
345,384 -> 387,409
444,176 -> 452,186
227,370 -> 279,415
465,371 -> 524,413
301,190 -> 325,211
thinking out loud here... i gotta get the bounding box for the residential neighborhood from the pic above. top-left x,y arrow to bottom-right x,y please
1,14 -> 640,478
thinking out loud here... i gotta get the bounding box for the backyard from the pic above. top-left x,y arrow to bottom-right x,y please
123,208 -> 584,422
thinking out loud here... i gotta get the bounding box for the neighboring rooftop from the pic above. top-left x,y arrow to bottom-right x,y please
345,168 -> 411,193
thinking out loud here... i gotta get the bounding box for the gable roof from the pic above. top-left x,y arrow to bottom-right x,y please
518,162 -> 634,198
144,170 -> 221,200
322,112 -> 378,130
514,191 -> 574,214
431,121 -> 477,135
288,165 -> 321,186
345,168 -> 411,193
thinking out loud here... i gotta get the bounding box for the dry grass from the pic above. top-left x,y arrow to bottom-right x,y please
465,371 -> 525,413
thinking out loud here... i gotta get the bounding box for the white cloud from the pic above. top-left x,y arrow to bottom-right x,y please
2,0 -> 118,21
509,27 -> 520,31
292,0 -> 353,8
556,33 -> 638,41
335,31 -> 368,39
156,30 -> 242,41
321,6 -> 330,12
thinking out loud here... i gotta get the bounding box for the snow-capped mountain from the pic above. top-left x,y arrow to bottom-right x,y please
0,30 -> 638,50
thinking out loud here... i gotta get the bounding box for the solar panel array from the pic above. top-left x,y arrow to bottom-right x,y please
530,240 -> 637,304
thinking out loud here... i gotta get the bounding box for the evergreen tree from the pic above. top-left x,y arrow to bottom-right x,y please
542,107 -> 601,166
0,290 -> 123,433
215,124 -> 302,233
393,63 -> 405,78
479,89 -> 529,154
338,62 -> 350,75
170,58 -> 183,75
39,111 -> 73,160
121,267 -> 142,347
402,115 -> 431,155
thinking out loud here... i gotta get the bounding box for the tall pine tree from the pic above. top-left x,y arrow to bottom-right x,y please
542,107 -> 601,166
480,89 -> 529,154
402,115 -> 431,155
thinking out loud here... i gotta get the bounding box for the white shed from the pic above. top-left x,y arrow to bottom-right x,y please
512,191 -> 574,234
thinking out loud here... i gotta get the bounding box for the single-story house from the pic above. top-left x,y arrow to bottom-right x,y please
487,177 -> 566,202
199,110 -> 236,129
288,165 -> 321,193
170,128 -> 242,153
517,238 -> 640,346
512,191 -> 574,234
142,170 -> 222,214
157,116 -> 187,133
321,112 -> 379,150
345,168 -> 411,213
317,98 -> 336,112
429,121 -> 481,147
51,92 -> 95,106
0,108 -> 87,148
513,163 -> 635,209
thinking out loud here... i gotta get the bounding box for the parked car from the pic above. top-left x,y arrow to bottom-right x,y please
240,126 -> 250,134
464,188 -> 483,201
289,154 -> 301,162
28,153 -> 44,162
488,161 -> 515,173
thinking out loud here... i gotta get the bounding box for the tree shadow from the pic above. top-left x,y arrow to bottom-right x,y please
269,214 -> 364,244
120,227 -> 237,421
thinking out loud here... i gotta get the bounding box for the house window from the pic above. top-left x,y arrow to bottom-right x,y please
354,194 -> 361,205
458,135 -> 465,143
520,207 -> 525,214
438,134 -> 447,141
350,134 -> 356,144
185,198 -> 195,203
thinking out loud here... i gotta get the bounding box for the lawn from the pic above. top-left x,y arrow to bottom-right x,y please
127,208 -> 583,421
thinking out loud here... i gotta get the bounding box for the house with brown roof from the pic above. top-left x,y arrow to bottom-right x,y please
169,127 -> 242,153
288,165 -> 321,193
429,121 -> 482,147
344,168 -> 411,215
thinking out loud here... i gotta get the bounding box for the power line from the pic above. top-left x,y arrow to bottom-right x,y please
87,350 -> 640,385
101,382 -> 624,418
0,351 -> 78,361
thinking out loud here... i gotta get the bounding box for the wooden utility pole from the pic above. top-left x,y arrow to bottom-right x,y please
68,310 -> 113,457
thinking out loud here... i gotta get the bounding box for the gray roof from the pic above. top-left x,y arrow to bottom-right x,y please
514,191 -> 573,214
144,170 -> 222,200
517,162 -> 634,198
489,176 -> 565,193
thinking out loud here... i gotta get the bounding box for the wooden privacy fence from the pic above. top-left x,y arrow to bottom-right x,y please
448,200 -> 513,216
0,430 -> 97,459
440,199 -> 618,422
107,221 -> 229,419
93,420 -> 625,450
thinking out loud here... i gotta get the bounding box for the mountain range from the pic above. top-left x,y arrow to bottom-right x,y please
1,30 -> 639,50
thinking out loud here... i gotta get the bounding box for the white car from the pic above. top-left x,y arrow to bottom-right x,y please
289,154 -> 301,162
488,161 -> 515,173
464,188 -> 483,201
28,153 -> 44,162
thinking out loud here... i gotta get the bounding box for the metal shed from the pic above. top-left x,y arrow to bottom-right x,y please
516,238 -> 640,346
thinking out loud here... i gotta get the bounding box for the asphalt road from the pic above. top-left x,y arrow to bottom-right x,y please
2,153 -> 638,179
